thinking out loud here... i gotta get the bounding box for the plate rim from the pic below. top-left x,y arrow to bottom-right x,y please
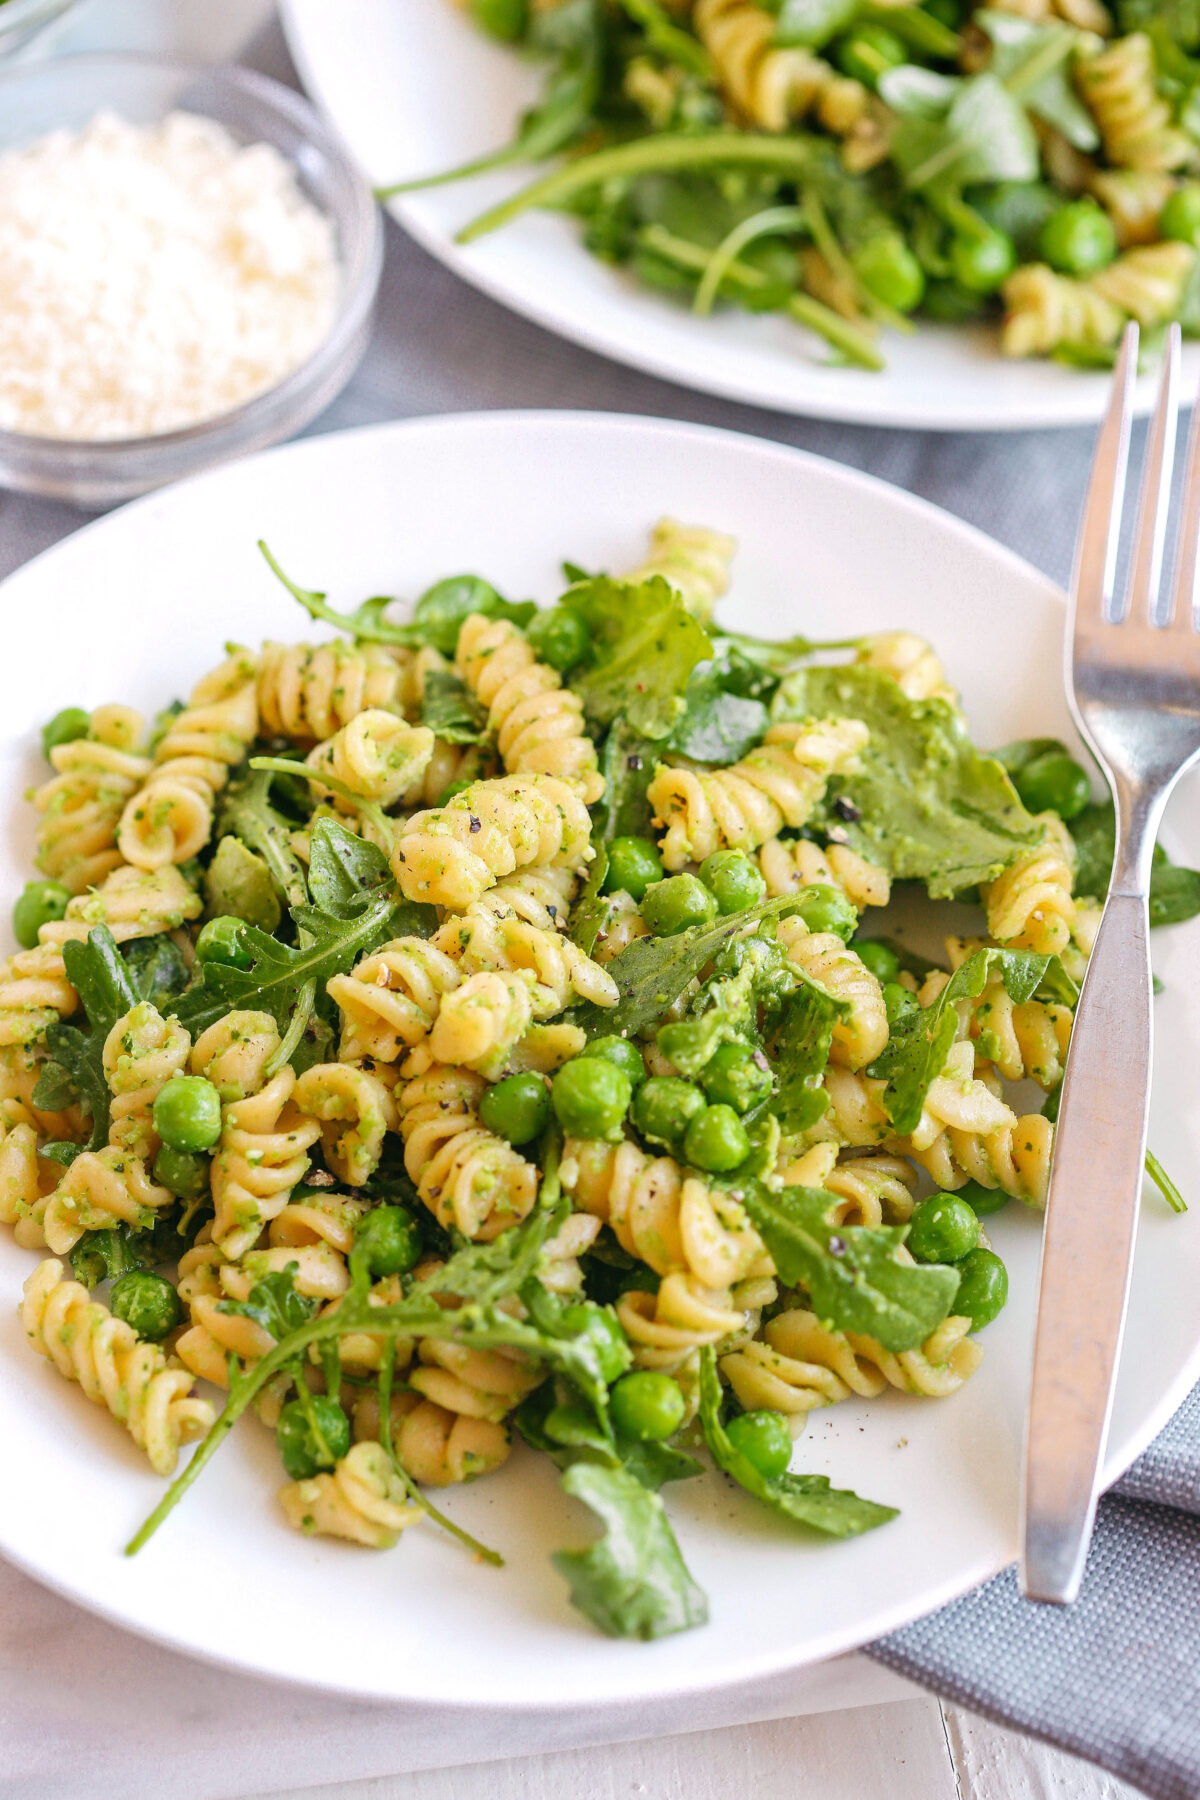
279,0 -> 1196,434
1,406 -> 1196,1705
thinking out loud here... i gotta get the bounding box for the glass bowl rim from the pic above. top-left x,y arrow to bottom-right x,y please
0,50 -> 383,460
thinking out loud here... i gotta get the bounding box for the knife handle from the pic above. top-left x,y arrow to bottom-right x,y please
1020,888 -> 1152,1605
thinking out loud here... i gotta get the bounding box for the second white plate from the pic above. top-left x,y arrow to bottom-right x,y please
282,0 -> 1200,431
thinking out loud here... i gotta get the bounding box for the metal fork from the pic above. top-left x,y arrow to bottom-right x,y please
1021,323 -> 1200,1604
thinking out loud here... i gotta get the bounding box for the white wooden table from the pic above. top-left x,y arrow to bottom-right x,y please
249,1705 -> 1138,1800
2,6 -> 1139,1799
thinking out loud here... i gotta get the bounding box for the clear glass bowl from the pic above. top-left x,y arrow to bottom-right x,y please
0,54 -> 383,507
0,0 -> 80,60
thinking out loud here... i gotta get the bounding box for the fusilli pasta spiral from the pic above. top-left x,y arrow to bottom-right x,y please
455,614 -> 604,801
983,813 -> 1077,953
33,734 -> 151,893
695,0 -> 869,134
258,640 -> 405,743
648,716 -> 870,869
399,1058 -> 539,1240
327,937 -> 463,1063
777,915 -> 889,1069
118,649 -> 259,869
36,1146 -> 174,1255
210,1066 -> 322,1259
38,864 -> 202,954
428,968 -> 537,1079
617,1274 -> 748,1370
432,906 -> 618,1015
854,631 -> 958,704
306,710 -> 435,809
621,517 -> 737,622
279,1441 -> 422,1546
1076,33 -> 1194,169
293,1061 -> 398,1187
103,1002 -> 191,1161
189,1009 -> 281,1101
22,1258 -> 213,1476
758,837 -> 891,910
391,773 -> 593,909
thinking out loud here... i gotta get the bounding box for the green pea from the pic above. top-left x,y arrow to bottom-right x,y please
603,836 -> 663,903
956,1177 -> 1010,1219
356,1203 -> 424,1277
526,604 -> 590,673
683,1103 -> 751,1174
726,1408 -> 791,1479
1161,183 -> 1200,246
610,1370 -> 686,1442
852,234 -> 926,313
12,879 -> 70,949
1013,751 -> 1090,822
560,1302 -> 631,1384
580,1035 -> 645,1092
41,706 -> 90,760
921,278 -> 986,323
853,938 -> 900,984
470,0 -> 528,37
195,915 -> 253,969
1038,199 -> 1117,277
276,1395 -> 351,1480
152,1075 -> 223,1154
110,1271 -> 183,1342
793,884 -> 857,942
907,1193 -> 980,1264
551,1057 -> 632,1140
950,226 -> 1016,294
633,1075 -> 707,1149
641,873 -> 718,937
953,1247 -> 1009,1331
883,981 -> 919,1030
696,848 -> 767,916
834,22 -> 906,87
700,1041 -> 772,1113
153,1145 -> 211,1202
480,1071 -> 551,1145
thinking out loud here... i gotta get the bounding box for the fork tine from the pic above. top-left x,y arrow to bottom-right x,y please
1071,323 -> 1138,631
1126,322 -> 1180,626
1167,338 -> 1200,633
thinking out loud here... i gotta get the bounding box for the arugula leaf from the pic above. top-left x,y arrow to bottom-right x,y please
890,71 -> 1039,193
773,665 -> 1039,897
553,1461 -> 708,1639
600,719 -> 659,842
738,1182 -> 960,1351
215,766 -> 310,915
697,1349 -> 898,1536
304,817 -> 396,915
567,842 -> 609,958
260,542 -> 533,655
1067,800 -> 1200,927
562,575 -> 713,739
515,1377 -> 703,1487
770,979 -> 849,1131
667,659 -> 770,765
173,887 -> 416,1041
867,946 -> 1050,1134
69,1226 -> 148,1289
657,935 -> 796,1076
566,892 -> 811,1038
120,935 -> 191,1012
975,10 -> 1100,148
34,929 -> 138,1149
204,836 -> 282,934
615,0 -> 712,72
421,668 -> 488,744
218,1264 -> 318,1340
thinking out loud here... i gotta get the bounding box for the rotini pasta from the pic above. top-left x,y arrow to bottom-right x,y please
33,732 -> 152,893
1076,34 -> 1194,170
854,632 -> 957,705
22,1259 -> 214,1475
258,639 -> 405,742
621,517 -> 737,621
431,906 -> 618,1016
695,0 -> 868,134
103,1002 -> 191,1160
293,1061 -> 398,1187
306,709 -> 435,808
455,613 -> 604,801
648,716 -> 870,869
210,1066 -> 322,1259
36,1146 -> 174,1255
279,1441 -> 422,1546
982,812 -> 1077,953
327,936 -> 463,1063
118,648 -> 259,869
758,837 -> 891,910
777,915 -> 889,1069
399,1058 -> 539,1240
391,772 -> 593,908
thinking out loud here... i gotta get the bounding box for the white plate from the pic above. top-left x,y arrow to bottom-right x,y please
1,411 -> 1198,1707
282,0 -> 1200,432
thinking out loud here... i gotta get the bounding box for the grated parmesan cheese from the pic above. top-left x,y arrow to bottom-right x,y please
0,110 -> 341,441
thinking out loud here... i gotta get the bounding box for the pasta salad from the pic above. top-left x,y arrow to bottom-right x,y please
387,0 -> 1200,371
5,519 -> 1194,1639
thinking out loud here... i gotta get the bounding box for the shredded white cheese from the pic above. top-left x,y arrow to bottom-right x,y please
0,110 -> 341,441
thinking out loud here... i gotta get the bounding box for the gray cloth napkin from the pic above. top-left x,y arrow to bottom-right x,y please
0,17 -> 1183,1799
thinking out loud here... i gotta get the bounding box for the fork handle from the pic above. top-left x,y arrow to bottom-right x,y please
1020,885 -> 1153,1603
